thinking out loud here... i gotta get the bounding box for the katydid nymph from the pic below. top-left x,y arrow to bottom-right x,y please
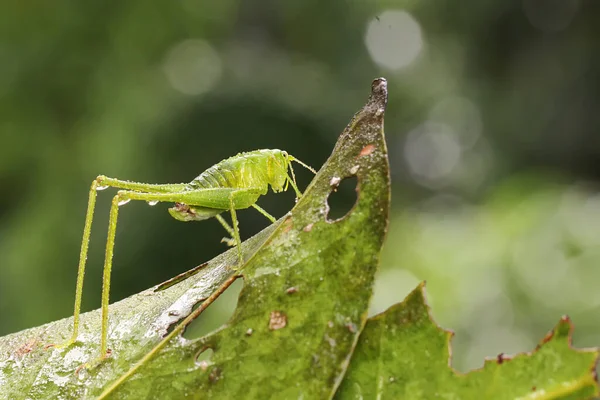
49,149 -> 316,368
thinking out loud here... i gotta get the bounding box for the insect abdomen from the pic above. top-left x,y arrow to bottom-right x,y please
190,150 -> 274,192
192,165 -> 237,189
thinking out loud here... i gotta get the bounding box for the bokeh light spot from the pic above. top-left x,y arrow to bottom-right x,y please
163,39 -> 222,96
404,122 -> 462,188
429,96 -> 482,149
365,10 -> 423,70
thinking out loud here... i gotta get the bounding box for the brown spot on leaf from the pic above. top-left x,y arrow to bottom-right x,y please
14,338 -> 38,357
209,367 -> 222,383
345,322 -> 357,333
303,223 -> 314,232
282,217 -> 293,234
75,364 -> 87,376
496,353 -> 512,364
269,311 -> 287,330
286,286 -> 298,294
359,144 -> 375,157
541,330 -> 554,344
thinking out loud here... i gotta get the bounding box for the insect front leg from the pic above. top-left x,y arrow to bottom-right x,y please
131,187 -> 264,268
226,189 -> 274,267
215,214 -> 236,247
216,204 -> 276,247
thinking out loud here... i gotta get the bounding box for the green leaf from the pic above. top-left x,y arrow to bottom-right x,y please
0,78 -> 390,399
336,283 -> 600,399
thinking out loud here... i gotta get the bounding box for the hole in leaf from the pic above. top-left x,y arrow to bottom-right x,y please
195,346 -> 214,365
182,278 -> 244,339
326,175 -> 358,221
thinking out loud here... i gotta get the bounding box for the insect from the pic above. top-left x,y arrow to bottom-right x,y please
50,149 -> 316,367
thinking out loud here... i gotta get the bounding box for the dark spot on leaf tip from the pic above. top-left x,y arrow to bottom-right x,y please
371,77 -> 387,93
531,386 -> 536,391
269,311 -> 287,330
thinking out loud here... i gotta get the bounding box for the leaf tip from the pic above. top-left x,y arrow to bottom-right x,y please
367,77 -> 388,111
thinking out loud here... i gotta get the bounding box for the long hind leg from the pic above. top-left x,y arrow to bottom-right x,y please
50,177 -> 190,353
95,175 -> 188,193
83,187 -> 260,364
49,179 -> 100,350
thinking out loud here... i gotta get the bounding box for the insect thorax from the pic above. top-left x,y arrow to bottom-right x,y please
189,149 -> 287,192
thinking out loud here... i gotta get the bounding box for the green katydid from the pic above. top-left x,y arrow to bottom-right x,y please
49,149 -> 316,367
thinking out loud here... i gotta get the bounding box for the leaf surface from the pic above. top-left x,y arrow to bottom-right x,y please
336,283 -> 599,400
0,78 -> 390,399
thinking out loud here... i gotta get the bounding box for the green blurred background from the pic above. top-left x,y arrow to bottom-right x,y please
1,0 -> 599,371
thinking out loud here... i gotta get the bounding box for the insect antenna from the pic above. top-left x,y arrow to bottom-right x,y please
289,156 -> 317,174
286,155 -> 317,199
